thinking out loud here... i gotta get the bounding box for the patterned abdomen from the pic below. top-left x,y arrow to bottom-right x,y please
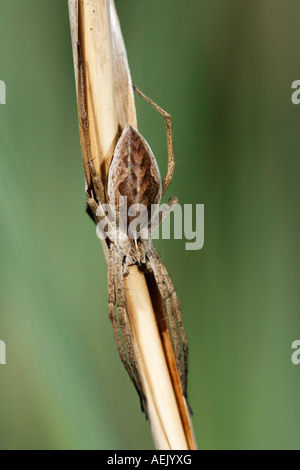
107,125 -> 162,221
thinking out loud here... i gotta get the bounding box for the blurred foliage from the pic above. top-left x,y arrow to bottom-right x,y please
0,0 -> 300,449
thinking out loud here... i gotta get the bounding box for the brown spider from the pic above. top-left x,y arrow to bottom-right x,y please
78,45 -> 189,414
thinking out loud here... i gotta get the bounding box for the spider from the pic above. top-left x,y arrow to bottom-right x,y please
77,44 -> 189,414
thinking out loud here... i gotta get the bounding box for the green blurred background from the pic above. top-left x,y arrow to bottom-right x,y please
0,0 -> 300,450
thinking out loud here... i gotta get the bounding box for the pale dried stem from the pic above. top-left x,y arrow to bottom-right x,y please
124,267 -> 187,449
68,0 -> 196,450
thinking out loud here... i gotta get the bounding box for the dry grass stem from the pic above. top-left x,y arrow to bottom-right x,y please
68,0 -> 196,450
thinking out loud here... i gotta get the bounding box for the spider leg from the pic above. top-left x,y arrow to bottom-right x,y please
87,200 -> 146,411
148,247 -> 189,398
133,85 -> 175,196
86,197 -> 117,243
108,246 -> 134,386
108,245 -> 147,413
150,196 -> 178,235
112,246 -> 147,413
77,41 -> 105,203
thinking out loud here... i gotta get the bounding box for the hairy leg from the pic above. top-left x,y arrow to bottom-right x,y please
150,196 -> 178,235
133,85 -> 175,196
148,247 -> 188,397
112,247 -> 147,413
108,246 -> 140,394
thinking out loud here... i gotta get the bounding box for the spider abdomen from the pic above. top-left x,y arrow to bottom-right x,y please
107,125 -> 162,218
